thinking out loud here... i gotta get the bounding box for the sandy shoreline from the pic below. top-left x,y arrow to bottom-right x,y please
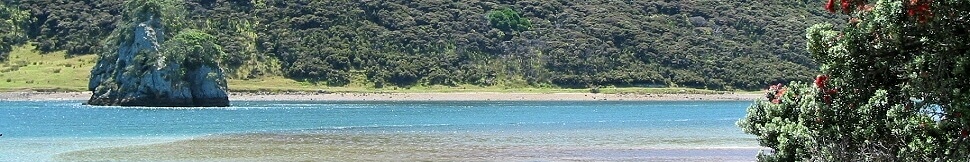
0,91 -> 761,102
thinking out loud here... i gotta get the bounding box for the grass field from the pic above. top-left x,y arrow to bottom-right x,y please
0,44 -> 97,92
0,44 -> 755,94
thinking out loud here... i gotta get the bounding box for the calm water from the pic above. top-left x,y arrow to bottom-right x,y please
0,100 -> 758,161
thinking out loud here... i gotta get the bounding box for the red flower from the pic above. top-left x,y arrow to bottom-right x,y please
908,0 -> 933,23
849,17 -> 861,24
962,129 -> 969,138
772,87 -> 787,104
841,0 -> 852,13
815,74 -> 829,89
860,4 -> 874,12
776,88 -> 787,98
825,0 -> 837,13
767,83 -> 786,104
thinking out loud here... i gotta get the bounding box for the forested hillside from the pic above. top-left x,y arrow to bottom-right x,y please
0,0 -> 842,90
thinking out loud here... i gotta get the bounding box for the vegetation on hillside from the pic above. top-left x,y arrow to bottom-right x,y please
0,2 -> 28,60
739,0 -> 970,161
1,0 -> 843,90
17,0 -> 123,54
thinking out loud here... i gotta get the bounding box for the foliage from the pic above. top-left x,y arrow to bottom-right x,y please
163,30 -> 226,69
184,0 -> 273,79
11,0 -> 844,90
739,0 -> 970,161
487,8 -> 532,32
16,0 -> 123,55
156,29 -> 225,86
0,1 -> 28,60
249,0 -> 839,89
118,0 -> 186,43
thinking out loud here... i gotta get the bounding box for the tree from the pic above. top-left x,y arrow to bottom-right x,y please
164,30 -> 226,69
487,7 -> 532,32
738,0 -> 970,161
0,1 -> 28,60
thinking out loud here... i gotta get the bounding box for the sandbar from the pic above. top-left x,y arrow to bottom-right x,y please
55,132 -> 760,161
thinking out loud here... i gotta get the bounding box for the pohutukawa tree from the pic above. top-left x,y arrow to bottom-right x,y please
738,0 -> 970,161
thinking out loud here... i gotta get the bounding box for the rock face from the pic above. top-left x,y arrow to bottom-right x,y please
88,16 -> 229,107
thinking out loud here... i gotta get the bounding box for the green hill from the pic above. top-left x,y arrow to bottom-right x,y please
0,0 -> 843,91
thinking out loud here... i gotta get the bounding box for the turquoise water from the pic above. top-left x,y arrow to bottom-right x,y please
0,100 -> 758,161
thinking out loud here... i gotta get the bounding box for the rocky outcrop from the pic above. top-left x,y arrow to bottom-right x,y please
88,15 -> 229,107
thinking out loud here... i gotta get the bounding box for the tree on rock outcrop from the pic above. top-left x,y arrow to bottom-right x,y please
88,0 -> 229,107
738,0 -> 970,161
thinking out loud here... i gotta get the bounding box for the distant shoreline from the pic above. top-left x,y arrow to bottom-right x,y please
231,92 -> 761,101
0,91 -> 761,102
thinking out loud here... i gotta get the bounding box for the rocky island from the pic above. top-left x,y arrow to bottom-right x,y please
87,1 -> 229,107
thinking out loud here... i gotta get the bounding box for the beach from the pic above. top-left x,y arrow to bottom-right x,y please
0,91 -> 762,101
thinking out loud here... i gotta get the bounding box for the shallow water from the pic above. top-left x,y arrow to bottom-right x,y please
0,100 -> 760,161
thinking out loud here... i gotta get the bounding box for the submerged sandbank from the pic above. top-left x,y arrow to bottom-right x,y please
55,132 -> 760,161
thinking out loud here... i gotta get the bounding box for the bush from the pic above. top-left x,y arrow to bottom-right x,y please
739,0 -> 970,161
589,86 -> 601,94
163,30 -> 226,69
486,8 -> 531,32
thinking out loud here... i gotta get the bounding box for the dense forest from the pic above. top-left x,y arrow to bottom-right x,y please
0,0 -> 843,90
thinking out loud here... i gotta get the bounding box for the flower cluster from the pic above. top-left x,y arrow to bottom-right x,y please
814,74 -> 838,104
824,0 -> 932,23
908,0 -> 933,22
765,83 -> 787,104
825,0 -> 867,13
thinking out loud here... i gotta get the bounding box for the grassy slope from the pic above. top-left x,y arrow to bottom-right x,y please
0,44 -> 97,92
0,45 -> 755,94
